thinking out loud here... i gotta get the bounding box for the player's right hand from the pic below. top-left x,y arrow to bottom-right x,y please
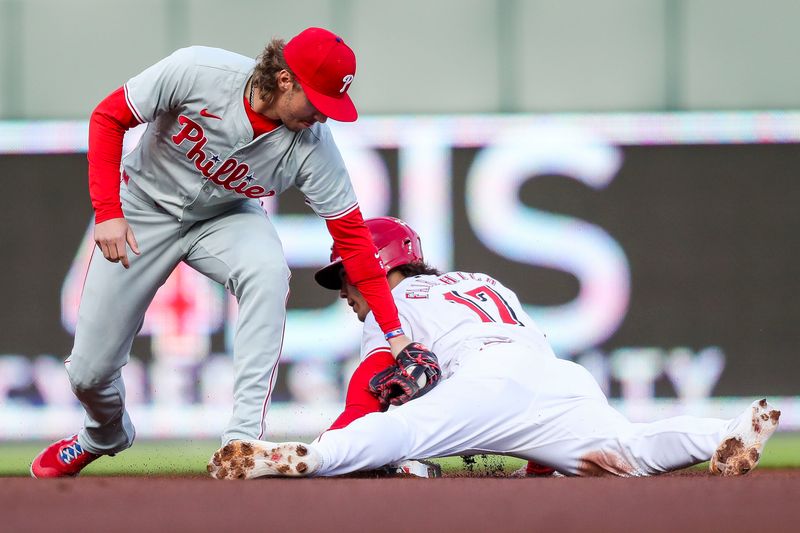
94,217 -> 140,269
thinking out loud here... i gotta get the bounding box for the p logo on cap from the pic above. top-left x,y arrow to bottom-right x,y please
340,74 -> 355,94
284,27 -> 358,122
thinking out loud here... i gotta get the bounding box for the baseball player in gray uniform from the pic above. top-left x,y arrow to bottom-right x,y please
31,28 -> 441,478
207,217 -> 781,479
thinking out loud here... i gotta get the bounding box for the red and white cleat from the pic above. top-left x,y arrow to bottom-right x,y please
386,459 -> 442,478
709,398 -> 781,476
30,435 -> 99,478
208,440 -> 320,480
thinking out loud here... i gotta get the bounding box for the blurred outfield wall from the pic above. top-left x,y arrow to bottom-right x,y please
2,0 -> 798,443
3,0 -> 800,119
0,111 -> 798,440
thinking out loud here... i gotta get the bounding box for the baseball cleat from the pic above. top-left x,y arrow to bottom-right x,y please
384,459 -> 442,478
30,434 -> 99,478
207,440 -> 320,480
709,398 -> 780,476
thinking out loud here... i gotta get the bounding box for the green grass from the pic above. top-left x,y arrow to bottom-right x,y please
2,439 -> 219,477
4,433 -> 798,477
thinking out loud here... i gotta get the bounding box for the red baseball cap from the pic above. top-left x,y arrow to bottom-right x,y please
284,27 -> 358,122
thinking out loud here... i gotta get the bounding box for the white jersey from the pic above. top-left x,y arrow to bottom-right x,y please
360,271 -> 555,377
316,270 -> 742,479
123,46 -> 358,223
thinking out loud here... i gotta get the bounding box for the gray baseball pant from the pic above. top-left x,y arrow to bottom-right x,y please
66,184 -> 289,454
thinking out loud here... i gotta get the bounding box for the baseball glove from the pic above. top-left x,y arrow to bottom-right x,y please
368,343 -> 442,409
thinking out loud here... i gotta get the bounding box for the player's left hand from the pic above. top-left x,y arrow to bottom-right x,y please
368,343 -> 442,409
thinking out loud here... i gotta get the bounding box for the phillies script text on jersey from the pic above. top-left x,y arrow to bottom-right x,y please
171,115 -> 276,199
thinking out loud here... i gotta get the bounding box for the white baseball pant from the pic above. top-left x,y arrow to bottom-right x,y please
311,341 -> 732,476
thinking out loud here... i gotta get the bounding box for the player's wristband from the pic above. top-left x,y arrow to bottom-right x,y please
384,328 -> 405,341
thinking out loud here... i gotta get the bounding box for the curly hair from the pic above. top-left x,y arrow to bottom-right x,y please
252,38 -> 301,106
389,261 -> 442,278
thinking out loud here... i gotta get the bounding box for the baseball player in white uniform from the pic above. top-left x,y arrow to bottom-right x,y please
207,217 -> 781,479
31,30 -> 441,478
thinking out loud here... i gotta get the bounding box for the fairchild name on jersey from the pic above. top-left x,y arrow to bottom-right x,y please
172,115 -> 276,199
404,272 -> 497,299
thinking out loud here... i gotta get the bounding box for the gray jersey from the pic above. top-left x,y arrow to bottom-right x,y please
63,46 -> 363,454
123,46 -> 358,223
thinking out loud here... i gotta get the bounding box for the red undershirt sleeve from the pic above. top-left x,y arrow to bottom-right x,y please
327,349 -> 395,431
88,86 -> 142,224
325,207 -> 403,333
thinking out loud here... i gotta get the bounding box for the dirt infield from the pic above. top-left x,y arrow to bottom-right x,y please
4,471 -> 799,532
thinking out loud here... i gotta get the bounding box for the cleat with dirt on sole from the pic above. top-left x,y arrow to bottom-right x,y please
709,398 -> 780,476
207,440 -> 320,480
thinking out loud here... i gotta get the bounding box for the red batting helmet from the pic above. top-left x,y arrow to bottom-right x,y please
314,216 -> 424,290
